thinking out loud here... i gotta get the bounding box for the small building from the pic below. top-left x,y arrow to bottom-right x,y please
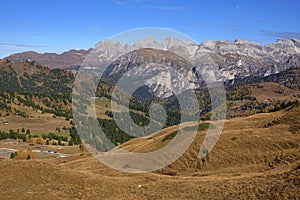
3,120 -> 8,125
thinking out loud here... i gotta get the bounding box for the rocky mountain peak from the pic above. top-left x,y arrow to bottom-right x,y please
133,36 -> 162,49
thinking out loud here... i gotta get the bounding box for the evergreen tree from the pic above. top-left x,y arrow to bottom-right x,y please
10,152 -> 15,159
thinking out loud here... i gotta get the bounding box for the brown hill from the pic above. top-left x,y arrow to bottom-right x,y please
4,49 -> 91,69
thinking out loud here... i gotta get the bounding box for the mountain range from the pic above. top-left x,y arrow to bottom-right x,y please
5,37 -> 300,82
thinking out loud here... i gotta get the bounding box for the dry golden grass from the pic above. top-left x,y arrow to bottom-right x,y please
0,105 -> 299,199
0,100 -> 72,134
0,114 -> 71,134
251,82 -> 299,102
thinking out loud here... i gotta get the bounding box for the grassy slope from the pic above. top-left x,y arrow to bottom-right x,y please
0,105 -> 299,199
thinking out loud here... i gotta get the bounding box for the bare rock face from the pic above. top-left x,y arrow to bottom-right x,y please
100,48 -> 196,98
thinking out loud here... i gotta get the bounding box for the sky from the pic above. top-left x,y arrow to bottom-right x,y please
0,0 -> 300,58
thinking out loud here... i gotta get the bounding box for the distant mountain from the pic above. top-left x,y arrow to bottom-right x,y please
4,49 -> 92,69
195,38 -> 300,80
85,37 -> 300,80
80,37 -> 300,98
4,37 -> 300,81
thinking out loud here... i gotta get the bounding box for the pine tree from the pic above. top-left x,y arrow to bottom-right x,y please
10,152 -> 15,159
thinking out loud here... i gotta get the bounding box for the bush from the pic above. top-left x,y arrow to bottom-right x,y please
231,136 -> 237,141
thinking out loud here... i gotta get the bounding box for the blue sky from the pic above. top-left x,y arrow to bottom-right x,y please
0,0 -> 300,58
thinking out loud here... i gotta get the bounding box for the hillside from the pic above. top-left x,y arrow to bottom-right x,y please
119,105 -> 300,174
0,105 -> 299,199
0,59 -> 75,94
4,49 -> 91,69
